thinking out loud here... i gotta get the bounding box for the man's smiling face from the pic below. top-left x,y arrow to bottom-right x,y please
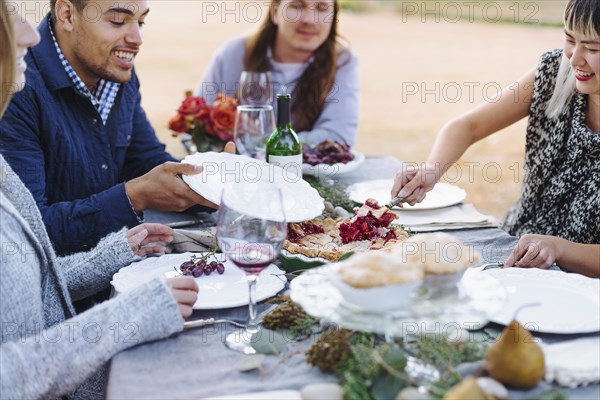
55,0 -> 149,90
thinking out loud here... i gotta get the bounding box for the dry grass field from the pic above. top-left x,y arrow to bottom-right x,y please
25,1 -> 567,219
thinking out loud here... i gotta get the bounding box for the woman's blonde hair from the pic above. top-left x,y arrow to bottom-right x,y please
546,0 -> 600,119
1,0 -> 16,117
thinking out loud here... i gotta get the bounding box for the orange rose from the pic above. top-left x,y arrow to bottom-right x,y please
178,95 -> 209,120
208,107 -> 235,142
213,94 -> 237,111
168,113 -> 191,133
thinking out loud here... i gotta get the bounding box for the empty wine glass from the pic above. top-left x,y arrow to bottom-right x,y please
238,71 -> 272,105
216,181 -> 287,354
234,105 -> 275,160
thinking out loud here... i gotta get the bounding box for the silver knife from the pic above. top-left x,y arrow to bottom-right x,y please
166,219 -> 203,229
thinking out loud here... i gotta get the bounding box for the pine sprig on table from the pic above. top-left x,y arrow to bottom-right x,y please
406,335 -> 487,399
341,339 -> 411,400
303,176 -> 358,213
265,300 -> 567,399
408,335 -> 487,367
305,329 -> 354,373
305,331 -> 497,400
262,296 -> 318,338
308,330 -> 383,398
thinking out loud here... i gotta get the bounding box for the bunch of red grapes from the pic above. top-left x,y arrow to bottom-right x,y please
302,140 -> 354,166
179,254 -> 225,278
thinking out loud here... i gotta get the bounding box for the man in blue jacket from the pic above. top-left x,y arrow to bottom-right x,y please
0,0 -> 221,254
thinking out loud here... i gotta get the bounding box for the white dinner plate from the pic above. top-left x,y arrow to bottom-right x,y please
302,151 -> 365,178
348,180 -> 466,210
111,253 -> 286,310
484,268 -> 600,334
181,152 -> 324,222
290,265 -> 507,335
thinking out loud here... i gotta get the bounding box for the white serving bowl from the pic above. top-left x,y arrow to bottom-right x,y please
423,269 -> 466,289
329,271 -> 422,312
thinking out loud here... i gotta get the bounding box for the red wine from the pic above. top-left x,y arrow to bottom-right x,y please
229,258 -> 274,275
220,239 -> 276,275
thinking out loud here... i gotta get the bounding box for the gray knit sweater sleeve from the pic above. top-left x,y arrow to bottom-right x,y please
57,229 -> 136,301
0,277 -> 183,399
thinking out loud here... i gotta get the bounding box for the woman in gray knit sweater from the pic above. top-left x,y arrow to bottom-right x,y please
0,5 -> 199,398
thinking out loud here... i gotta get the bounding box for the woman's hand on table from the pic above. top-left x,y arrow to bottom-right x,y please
391,163 -> 439,206
128,223 -> 174,256
505,235 -> 600,278
166,277 -> 199,319
505,234 -> 560,269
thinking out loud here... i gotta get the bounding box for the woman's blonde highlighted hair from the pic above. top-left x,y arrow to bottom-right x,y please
1,0 -> 16,117
546,0 -> 600,119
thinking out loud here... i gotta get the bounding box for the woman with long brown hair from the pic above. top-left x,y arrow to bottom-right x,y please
197,0 -> 359,146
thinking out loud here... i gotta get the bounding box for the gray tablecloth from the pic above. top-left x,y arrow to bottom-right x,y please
107,157 -> 599,399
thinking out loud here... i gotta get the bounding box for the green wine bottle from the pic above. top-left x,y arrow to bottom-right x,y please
266,94 -> 302,177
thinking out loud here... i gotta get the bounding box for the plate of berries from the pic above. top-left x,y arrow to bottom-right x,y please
111,253 -> 286,309
302,140 -> 364,178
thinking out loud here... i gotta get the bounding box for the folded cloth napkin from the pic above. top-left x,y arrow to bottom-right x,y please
392,203 -> 498,232
166,228 -> 218,254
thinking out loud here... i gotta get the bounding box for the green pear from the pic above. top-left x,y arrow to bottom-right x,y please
485,319 -> 545,389
443,377 -> 492,400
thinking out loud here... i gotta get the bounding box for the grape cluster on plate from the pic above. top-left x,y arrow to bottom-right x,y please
302,140 -> 354,166
179,254 -> 225,278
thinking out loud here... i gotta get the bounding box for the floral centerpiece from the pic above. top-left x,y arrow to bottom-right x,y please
168,91 -> 237,153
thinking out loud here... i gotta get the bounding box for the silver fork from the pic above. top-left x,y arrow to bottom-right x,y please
183,304 -> 278,330
479,261 -> 505,271
386,196 -> 405,209
184,318 -> 246,330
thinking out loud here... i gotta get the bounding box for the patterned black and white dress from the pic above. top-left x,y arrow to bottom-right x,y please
502,49 -> 600,244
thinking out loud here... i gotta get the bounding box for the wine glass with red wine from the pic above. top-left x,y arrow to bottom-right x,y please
216,181 -> 287,354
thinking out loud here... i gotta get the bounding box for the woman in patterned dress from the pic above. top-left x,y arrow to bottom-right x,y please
391,0 -> 599,278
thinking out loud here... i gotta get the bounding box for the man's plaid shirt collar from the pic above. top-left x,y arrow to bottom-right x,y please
49,24 -> 119,125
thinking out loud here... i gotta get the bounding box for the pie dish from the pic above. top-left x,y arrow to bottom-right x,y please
279,249 -> 330,273
336,251 -> 424,288
290,265 -> 508,333
330,249 -> 424,312
329,277 -> 420,311
413,233 -> 477,273
390,232 -> 479,288
283,199 -> 409,262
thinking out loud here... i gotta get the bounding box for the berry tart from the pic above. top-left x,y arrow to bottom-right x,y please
284,199 -> 409,262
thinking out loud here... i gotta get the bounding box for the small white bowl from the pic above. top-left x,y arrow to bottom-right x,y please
423,269 -> 466,289
329,272 -> 422,312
